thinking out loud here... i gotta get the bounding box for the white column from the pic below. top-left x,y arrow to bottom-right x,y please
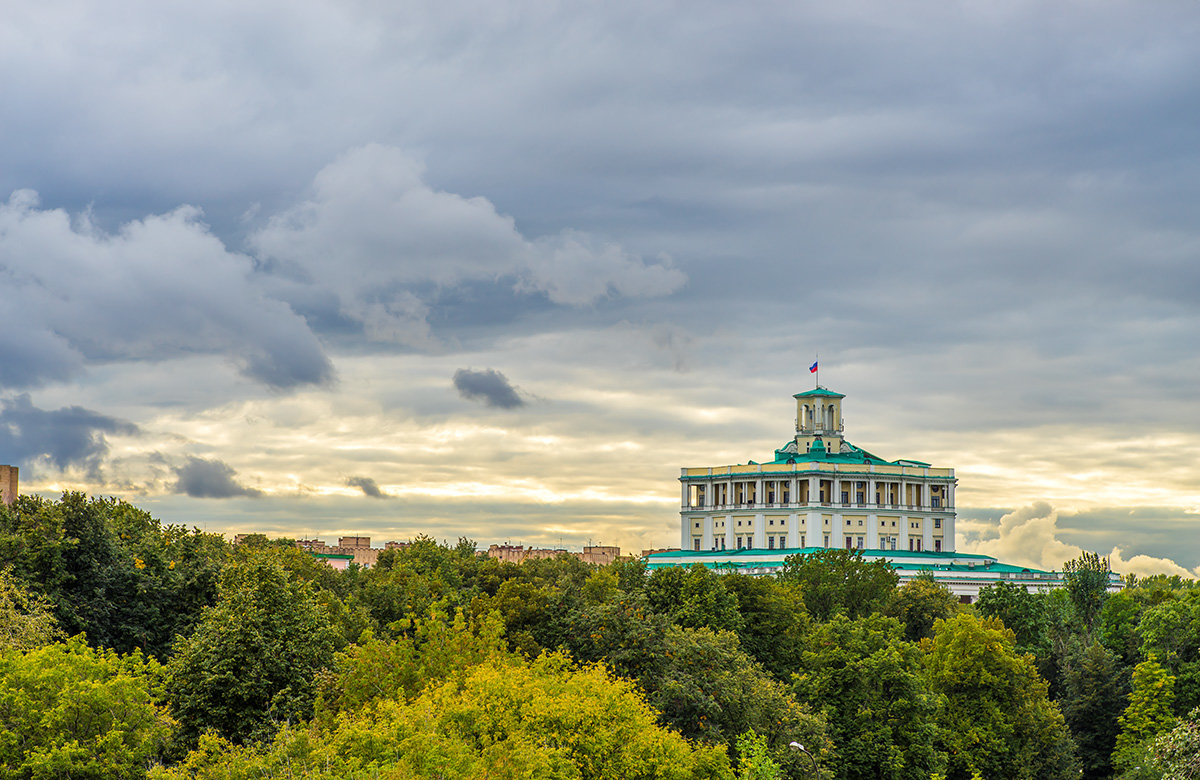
788,513 -> 799,548
808,476 -> 819,506
702,516 -> 713,550
681,480 -> 689,508
831,513 -> 844,549
754,513 -> 765,548
725,515 -> 734,551
944,514 -> 956,552
807,511 -> 821,548
923,516 -> 934,552
867,513 -> 879,549
899,514 -> 909,550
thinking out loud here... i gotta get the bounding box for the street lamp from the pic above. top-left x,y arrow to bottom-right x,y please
788,742 -> 819,777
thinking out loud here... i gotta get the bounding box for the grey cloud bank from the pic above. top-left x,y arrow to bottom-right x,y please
1,1 -> 1199,571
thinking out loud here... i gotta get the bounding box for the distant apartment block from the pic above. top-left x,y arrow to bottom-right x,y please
486,544 -> 623,567
233,533 -> 410,569
0,465 -> 17,506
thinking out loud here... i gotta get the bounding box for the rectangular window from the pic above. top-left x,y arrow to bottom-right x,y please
737,537 -> 744,549
934,518 -> 941,529
799,535 -> 806,547
721,538 -> 726,550
845,537 -> 853,550
932,497 -> 941,508
694,539 -> 701,551
857,536 -> 864,549
824,534 -> 830,547
935,540 -> 942,552
768,537 -> 775,549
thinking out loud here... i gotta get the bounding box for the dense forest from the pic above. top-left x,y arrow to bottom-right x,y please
2,493 -> 1199,779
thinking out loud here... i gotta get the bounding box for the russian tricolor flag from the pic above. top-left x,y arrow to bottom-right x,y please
809,361 -> 818,373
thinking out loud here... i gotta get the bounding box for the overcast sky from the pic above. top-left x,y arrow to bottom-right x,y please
3,0 -> 1199,576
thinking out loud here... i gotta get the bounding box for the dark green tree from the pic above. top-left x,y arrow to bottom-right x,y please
1063,551 -> 1112,633
780,549 -> 898,622
885,573 -> 958,642
644,563 -> 744,633
165,549 -> 339,744
724,573 -> 809,679
1059,640 -> 1130,780
792,613 -> 944,779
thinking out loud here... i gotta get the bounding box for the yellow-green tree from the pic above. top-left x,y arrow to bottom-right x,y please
0,569 -> 63,650
0,636 -> 173,779
1112,659 -> 1177,775
153,648 -> 733,780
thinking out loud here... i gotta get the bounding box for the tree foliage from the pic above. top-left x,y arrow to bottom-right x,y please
165,549 -> 339,745
1113,659 -> 1177,775
0,569 -> 64,650
780,549 -> 898,622
793,614 -> 944,780
0,636 -> 173,780
154,644 -> 734,780
923,613 -> 1078,780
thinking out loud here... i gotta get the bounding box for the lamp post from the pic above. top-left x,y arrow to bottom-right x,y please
788,742 -> 819,777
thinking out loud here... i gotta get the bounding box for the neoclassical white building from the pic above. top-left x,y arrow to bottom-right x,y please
679,387 -> 956,554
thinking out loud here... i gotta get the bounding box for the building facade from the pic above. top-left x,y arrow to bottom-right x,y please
680,387 -> 956,555
0,465 -> 17,506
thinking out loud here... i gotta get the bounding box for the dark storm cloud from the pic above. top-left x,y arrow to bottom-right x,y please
346,476 -> 386,499
172,456 -> 262,498
453,369 -> 525,409
0,394 -> 137,470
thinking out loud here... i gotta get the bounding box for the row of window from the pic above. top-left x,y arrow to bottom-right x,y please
693,535 -> 943,553
697,518 -> 943,530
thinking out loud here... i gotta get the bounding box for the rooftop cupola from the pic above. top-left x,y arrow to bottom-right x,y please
793,386 -> 845,447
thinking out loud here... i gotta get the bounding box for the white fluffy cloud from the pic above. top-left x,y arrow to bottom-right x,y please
0,190 -> 332,389
250,145 -> 685,345
961,501 -> 1200,578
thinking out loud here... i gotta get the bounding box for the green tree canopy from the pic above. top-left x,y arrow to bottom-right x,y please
1063,552 -> 1112,633
154,650 -> 734,780
1059,640 -> 1130,780
165,549 -> 340,745
885,573 -> 958,642
0,569 -> 64,650
0,636 -> 173,780
780,549 -> 898,622
923,613 -> 1078,780
1113,659 -> 1177,775
792,613 -> 944,780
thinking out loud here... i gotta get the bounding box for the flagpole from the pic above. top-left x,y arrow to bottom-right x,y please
815,352 -> 819,388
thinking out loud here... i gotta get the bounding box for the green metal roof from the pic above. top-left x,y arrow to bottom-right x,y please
793,387 -> 845,399
770,438 -> 896,466
643,547 -> 1054,576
